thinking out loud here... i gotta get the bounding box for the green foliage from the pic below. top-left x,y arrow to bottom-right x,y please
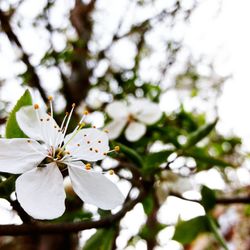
111,141 -> 143,167
142,193 -> 154,215
201,185 -> 216,212
207,215 -> 229,250
54,209 -> 92,223
143,150 -> 174,174
0,176 -> 16,199
173,216 -> 210,244
183,147 -> 233,170
184,119 -> 218,148
83,228 -> 116,250
5,90 -> 32,138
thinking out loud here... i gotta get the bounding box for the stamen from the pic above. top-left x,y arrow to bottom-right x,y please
27,140 -> 31,143
85,163 -> 91,170
34,104 -> 39,110
95,149 -> 98,153
92,125 -> 96,128
104,129 -> 109,133
59,103 -> 75,148
103,146 -> 120,156
60,112 -> 69,130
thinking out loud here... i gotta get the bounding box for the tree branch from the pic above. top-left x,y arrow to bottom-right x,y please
0,185 -> 145,236
170,192 -> 250,205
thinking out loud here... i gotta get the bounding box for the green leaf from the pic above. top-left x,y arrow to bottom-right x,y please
143,150 -> 174,173
111,142 -> 143,167
201,185 -> 216,212
184,119 -> 218,148
173,216 -> 210,244
83,228 -> 115,250
183,148 -> 232,169
142,193 -> 154,215
5,90 -> 32,138
207,215 -> 229,250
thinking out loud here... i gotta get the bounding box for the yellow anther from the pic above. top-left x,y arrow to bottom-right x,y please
65,151 -> 70,155
85,163 -> 91,170
48,96 -> 53,101
34,104 -> 39,109
114,146 -> 120,152
109,170 -> 114,175
104,129 -> 109,133
83,110 -> 89,115
72,103 -> 76,108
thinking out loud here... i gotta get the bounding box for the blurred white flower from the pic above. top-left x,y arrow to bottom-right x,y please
0,102 -> 124,220
105,98 -> 162,142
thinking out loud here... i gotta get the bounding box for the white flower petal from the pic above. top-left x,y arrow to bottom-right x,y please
129,99 -> 162,124
65,128 -> 109,162
104,118 -> 127,140
105,101 -> 129,119
125,122 -> 146,142
0,139 -> 46,174
16,106 -> 63,147
136,103 -> 162,125
16,162 -> 66,220
68,162 -> 124,210
16,106 -> 43,141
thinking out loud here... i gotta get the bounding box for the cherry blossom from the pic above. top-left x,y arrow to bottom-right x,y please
0,99 -> 124,220
105,98 -> 162,141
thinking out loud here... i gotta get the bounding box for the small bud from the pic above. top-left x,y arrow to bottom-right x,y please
109,170 -> 114,175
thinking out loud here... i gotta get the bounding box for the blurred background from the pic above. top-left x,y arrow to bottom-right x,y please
1,0 -> 250,249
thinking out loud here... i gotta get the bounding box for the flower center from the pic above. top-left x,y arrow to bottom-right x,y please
128,114 -> 135,123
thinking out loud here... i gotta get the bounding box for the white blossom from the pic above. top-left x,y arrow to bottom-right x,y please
105,98 -> 162,142
0,101 -> 124,220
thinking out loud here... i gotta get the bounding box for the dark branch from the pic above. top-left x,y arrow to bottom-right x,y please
0,186 -> 145,236
170,192 -> 250,205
